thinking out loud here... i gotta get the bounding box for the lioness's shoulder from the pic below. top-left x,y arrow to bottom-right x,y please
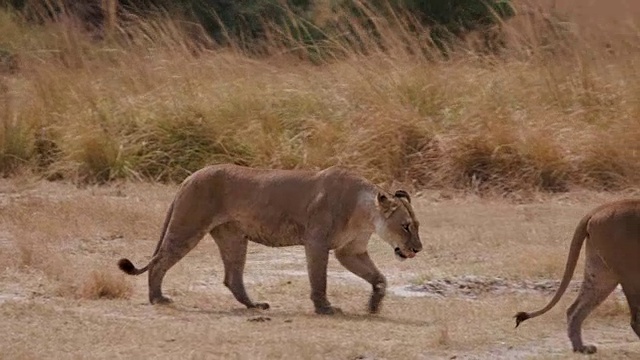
315,166 -> 373,192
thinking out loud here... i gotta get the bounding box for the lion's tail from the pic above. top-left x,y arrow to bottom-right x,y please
513,211 -> 591,327
117,257 -> 153,275
117,199 -> 175,276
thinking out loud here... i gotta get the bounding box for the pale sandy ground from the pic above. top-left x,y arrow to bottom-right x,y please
1,178 -> 639,359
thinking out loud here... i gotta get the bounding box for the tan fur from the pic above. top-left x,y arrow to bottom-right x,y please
117,164 -> 423,315
514,199 -> 640,354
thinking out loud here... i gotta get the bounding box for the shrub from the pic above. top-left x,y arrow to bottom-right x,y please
79,269 -> 133,300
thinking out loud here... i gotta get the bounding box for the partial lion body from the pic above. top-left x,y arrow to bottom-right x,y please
118,163 -> 422,315
515,199 -> 640,354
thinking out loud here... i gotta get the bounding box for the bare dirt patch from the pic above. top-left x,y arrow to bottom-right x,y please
1,178 -> 639,359
401,275 -> 584,299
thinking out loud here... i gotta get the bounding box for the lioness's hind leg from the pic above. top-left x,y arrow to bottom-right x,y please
211,224 -> 269,310
632,308 -> 640,339
148,230 -> 207,305
566,246 -> 618,354
620,280 -> 640,339
335,250 -> 386,314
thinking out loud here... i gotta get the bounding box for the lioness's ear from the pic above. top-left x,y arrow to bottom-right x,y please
376,192 -> 397,216
394,189 -> 411,203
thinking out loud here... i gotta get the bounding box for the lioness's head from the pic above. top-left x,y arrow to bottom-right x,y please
374,190 -> 422,261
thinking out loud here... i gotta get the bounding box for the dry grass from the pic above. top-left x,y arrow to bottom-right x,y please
0,1 -> 639,192
78,269 -> 133,300
1,3 -> 639,357
0,177 -> 167,301
1,178 -> 639,359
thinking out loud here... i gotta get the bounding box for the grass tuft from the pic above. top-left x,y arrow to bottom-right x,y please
78,269 -> 133,300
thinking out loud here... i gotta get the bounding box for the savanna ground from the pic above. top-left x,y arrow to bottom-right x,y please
2,0 -> 640,358
1,178 -> 640,360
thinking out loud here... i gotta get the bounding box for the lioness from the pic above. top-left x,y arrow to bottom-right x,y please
515,199 -> 640,354
117,164 -> 423,315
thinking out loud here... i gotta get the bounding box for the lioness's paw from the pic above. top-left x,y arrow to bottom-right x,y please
368,291 -> 385,314
368,303 -> 382,314
315,306 -> 343,315
574,345 -> 597,354
250,302 -> 270,310
151,296 -> 173,305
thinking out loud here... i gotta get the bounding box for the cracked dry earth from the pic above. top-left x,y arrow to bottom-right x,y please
1,178 -> 640,359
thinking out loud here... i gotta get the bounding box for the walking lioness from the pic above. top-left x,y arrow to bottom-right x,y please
515,199 -> 640,354
117,164 -> 423,315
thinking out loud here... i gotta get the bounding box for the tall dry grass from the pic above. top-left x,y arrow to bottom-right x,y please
1,0 -> 640,193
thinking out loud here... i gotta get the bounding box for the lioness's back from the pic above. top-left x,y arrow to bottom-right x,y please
180,164 -> 369,227
587,199 -> 640,241
187,164 -> 368,195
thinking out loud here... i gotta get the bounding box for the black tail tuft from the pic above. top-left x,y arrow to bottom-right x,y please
118,258 -> 138,275
514,312 -> 530,328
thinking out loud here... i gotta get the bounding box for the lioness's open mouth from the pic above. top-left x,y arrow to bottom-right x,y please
394,247 -> 416,260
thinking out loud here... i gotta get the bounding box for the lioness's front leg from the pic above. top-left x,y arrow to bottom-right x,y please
335,249 -> 387,314
305,239 -> 342,315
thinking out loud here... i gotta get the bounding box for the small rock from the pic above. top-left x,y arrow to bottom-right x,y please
353,354 -> 375,360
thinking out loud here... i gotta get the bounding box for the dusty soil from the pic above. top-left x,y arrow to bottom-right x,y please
400,275 -> 584,299
1,178 -> 639,359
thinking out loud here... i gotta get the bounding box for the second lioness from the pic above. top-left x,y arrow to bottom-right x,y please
515,199 -> 640,354
118,164 -> 423,315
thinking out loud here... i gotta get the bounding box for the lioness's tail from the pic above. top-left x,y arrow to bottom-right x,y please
117,258 -> 151,275
514,211 -> 591,328
117,199 -> 175,276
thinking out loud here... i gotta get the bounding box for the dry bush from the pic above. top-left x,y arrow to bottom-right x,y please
0,2 -> 639,193
78,269 -> 132,300
572,125 -> 640,191
443,126 -> 570,193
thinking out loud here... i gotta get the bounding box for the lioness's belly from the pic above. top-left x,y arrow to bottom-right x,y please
240,220 -> 305,247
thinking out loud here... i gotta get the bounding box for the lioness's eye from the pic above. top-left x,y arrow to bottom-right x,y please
402,223 -> 410,232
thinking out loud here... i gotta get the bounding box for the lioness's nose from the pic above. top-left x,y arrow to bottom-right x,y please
412,244 -> 422,253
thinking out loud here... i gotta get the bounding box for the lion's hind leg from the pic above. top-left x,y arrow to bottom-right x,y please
566,246 -> 618,354
210,223 -> 269,310
614,261 -> 640,348
148,228 -> 208,305
621,285 -> 640,339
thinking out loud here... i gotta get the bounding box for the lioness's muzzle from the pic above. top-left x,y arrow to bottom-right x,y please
394,247 -> 417,259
